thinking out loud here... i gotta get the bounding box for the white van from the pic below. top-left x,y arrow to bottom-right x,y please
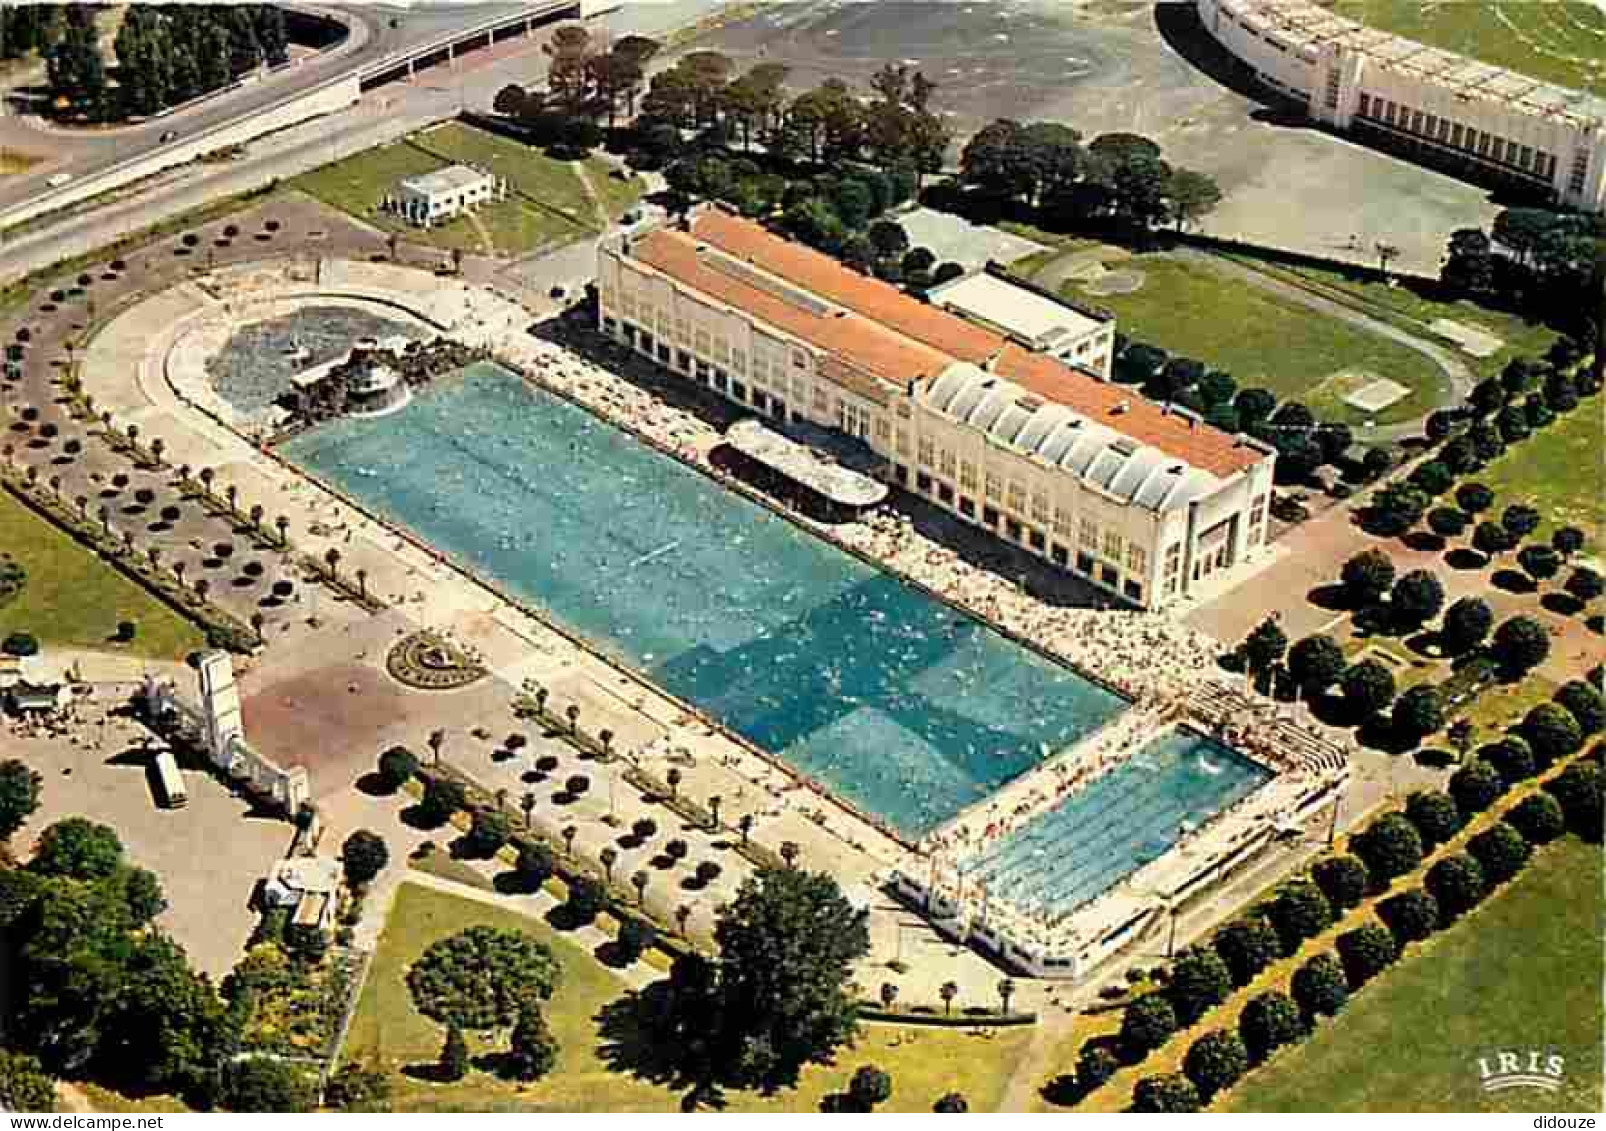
153,747 -> 188,809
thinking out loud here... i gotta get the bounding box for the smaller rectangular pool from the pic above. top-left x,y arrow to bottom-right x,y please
957,729 -> 1271,915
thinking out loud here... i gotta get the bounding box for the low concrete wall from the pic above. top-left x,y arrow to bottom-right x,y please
0,74 -> 361,233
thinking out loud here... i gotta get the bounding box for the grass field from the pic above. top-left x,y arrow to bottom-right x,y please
1329,1 -> 1606,95
1474,394 -> 1604,554
0,488 -> 205,661
1059,255 -> 1450,424
1222,837 -> 1604,1113
344,883 -> 1029,1113
1220,253 -> 1562,383
288,123 -> 628,258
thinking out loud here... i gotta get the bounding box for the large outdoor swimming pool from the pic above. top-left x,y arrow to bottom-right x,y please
282,362 -> 1128,838
957,728 -> 1272,915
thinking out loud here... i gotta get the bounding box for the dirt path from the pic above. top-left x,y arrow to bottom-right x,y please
996,1011 -> 1073,1111
574,161 -> 609,230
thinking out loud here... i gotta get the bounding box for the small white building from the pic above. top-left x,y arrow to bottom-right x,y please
262,856 -> 342,931
929,269 -> 1116,379
385,164 -> 507,229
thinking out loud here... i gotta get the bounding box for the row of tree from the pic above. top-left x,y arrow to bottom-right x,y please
959,124 -> 1222,235
1065,718 -> 1600,1111
42,3 -> 288,122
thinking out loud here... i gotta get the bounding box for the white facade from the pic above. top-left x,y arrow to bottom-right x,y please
928,270 -> 1116,378
1198,0 -> 1606,212
386,164 -> 507,228
596,213 -> 1277,610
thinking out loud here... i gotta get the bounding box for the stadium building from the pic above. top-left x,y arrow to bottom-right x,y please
1196,0 -> 1606,212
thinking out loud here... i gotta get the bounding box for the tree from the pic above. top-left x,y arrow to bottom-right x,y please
439,1022 -> 471,1082
341,830 -> 389,887
1518,544 -> 1562,583
1286,635 -> 1345,699
1393,685 -> 1445,744
1552,526 -> 1586,558
939,980 -> 959,1015
1211,916 -> 1281,987
1455,482 -> 1495,516
1118,993 -> 1177,1061
1427,506 -> 1469,540
1424,854 -> 1486,921
1341,659 -> 1396,720
1238,990 -> 1304,1063
1441,227 -> 1495,294
1133,1072 -> 1201,1112
1555,680 -> 1604,735
1166,168 -> 1222,231
565,875 -> 607,923
1490,615 -> 1550,677
505,1006 -> 559,1082
866,219 -> 909,263
1340,549 -> 1395,607
406,925 -> 560,1029
376,746 -> 418,792
221,1058 -> 314,1113
1165,946 -> 1232,1024
1265,880 -> 1333,956
1404,790 -> 1461,847
1519,702 -> 1584,768
1390,570 -> 1444,631
1378,888 -> 1439,943
0,758 -> 43,841
1566,566 -> 1603,605
1367,483 -> 1428,536
1441,596 -> 1493,655
516,841 -> 556,890
933,1092 -> 969,1112
28,817 -> 123,880
1408,460 -> 1453,497
615,917 -> 655,964
848,1064 -> 893,1111
324,1062 -> 391,1110
1449,759 -> 1505,814
1504,793 -> 1566,845
1544,762 -> 1602,842
1240,617 -> 1288,678
1352,812 -> 1422,882
1289,952 -> 1348,1020
419,777 -> 466,827
0,1050 -> 57,1113
1335,924 -> 1399,987
465,810 -> 511,859
117,866 -> 167,926
1480,737 -> 1535,785
1467,823 -> 1530,885
1501,504 -> 1541,541
1311,854 -> 1369,911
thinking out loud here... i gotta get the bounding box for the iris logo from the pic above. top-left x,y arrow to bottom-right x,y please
1476,1048 -> 1565,1093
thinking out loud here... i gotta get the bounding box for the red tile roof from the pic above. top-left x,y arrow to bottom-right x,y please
625,209 -> 1266,479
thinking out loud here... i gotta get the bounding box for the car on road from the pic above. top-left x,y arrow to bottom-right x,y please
159,129 -> 179,143
46,172 -> 73,188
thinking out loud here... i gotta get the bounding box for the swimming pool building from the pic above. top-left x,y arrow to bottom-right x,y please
597,207 -> 1278,610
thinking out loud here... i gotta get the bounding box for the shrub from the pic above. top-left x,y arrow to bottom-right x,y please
848,1065 -> 893,1111
1467,823 -> 1530,885
465,809 -> 512,858
614,917 -> 655,964
419,777 -> 466,826
1335,924 -> 1399,987
221,1058 -> 314,1112
323,1062 -> 390,1110
1238,990 -> 1304,1063
516,841 -> 556,888
439,1023 -> 470,1082
376,746 -> 419,792
1378,888 -> 1439,943
504,1007 -> 559,1082
1181,1029 -> 1248,1102
1403,790 -> 1462,847
1424,854 -> 1486,921
1290,952 -> 1349,1020
1311,854 -> 1369,911
565,875 -> 607,923
2,632 -> 39,657
1503,794 -> 1566,845
1077,1042 -> 1120,1092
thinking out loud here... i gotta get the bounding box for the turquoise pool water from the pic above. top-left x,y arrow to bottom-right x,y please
957,728 -> 1272,915
282,362 -> 1127,838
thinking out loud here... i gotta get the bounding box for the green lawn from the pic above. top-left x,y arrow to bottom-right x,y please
288,123 -> 596,257
344,883 -> 1029,1113
1222,837 -> 1604,1113
0,488 -> 205,661
1474,394 -> 1604,554
1329,1 -> 1605,95
1058,255 -> 1450,424
1221,254 -> 1561,383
